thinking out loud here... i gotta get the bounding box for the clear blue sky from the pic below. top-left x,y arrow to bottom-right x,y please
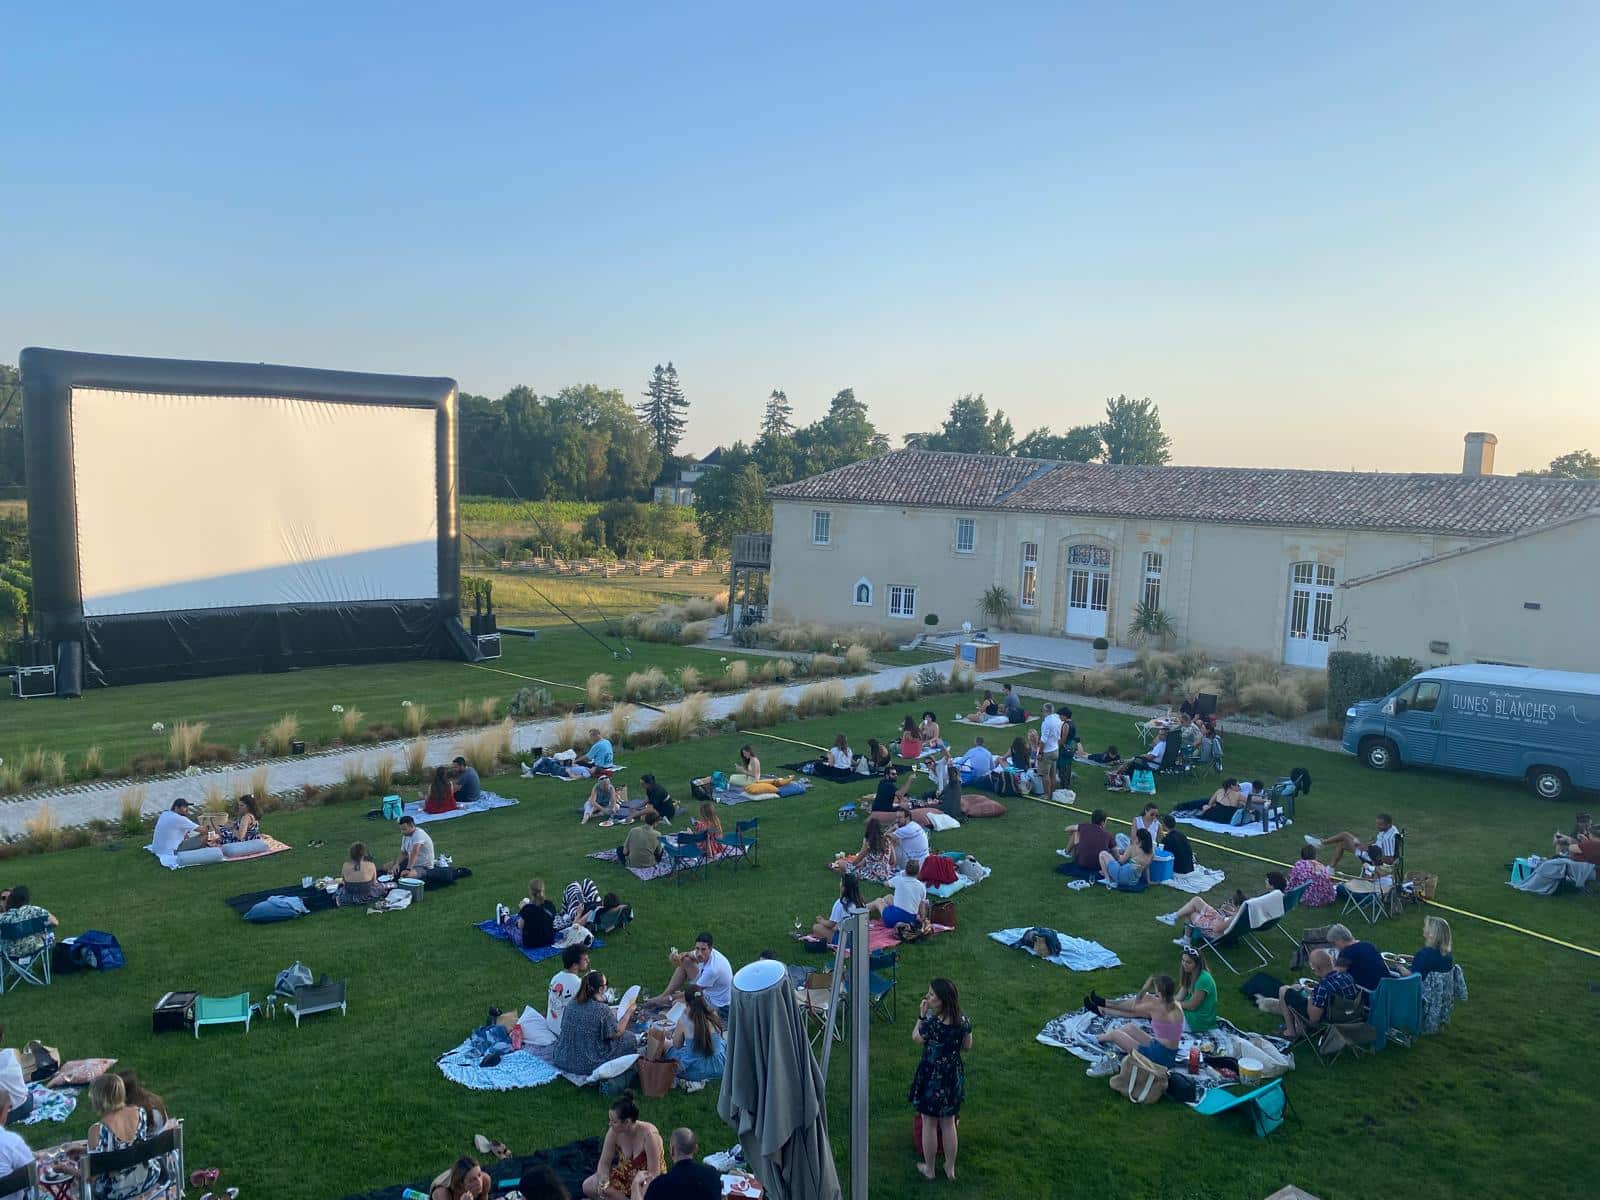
5,2 -> 1596,473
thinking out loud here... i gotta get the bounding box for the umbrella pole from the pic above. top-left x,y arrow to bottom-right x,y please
846,908 -> 870,1200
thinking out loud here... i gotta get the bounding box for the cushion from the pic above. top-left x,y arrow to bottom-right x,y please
220,838 -> 269,858
46,1057 -> 117,1089
776,782 -> 806,797
910,809 -> 937,828
173,847 -> 226,867
960,796 -> 1007,819
742,781 -> 779,796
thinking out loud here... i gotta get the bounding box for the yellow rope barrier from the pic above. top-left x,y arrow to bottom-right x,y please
464,662 -> 584,691
741,729 -> 828,753
1032,794 -> 1600,961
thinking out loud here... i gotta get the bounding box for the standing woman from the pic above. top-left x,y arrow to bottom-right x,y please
909,978 -> 971,1182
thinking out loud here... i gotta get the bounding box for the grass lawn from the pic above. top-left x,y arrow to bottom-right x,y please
4,684 -> 1595,1198
470,569 -> 728,627
0,626 -> 770,779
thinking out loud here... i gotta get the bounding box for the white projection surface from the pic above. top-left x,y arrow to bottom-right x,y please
71,388 -> 439,617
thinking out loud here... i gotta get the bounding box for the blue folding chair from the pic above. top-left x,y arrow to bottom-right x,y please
0,916 -> 53,992
721,818 -> 759,868
664,832 -> 709,884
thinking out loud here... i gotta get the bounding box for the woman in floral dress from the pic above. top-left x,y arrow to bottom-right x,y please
908,978 -> 972,1182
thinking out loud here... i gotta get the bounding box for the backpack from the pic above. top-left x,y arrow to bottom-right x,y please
275,961 -> 314,996
74,931 -> 125,970
1109,1048 -> 1170,1103
1017,927 -> 1061,958
1129,768 -> 1156,795
381,794 -> 404,821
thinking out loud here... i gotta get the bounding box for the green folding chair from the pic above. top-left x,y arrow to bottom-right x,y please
193,992 -> 252,1038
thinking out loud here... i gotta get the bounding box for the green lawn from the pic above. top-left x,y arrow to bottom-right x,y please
0,626 -> 766,780
4,685 -> 1595,1198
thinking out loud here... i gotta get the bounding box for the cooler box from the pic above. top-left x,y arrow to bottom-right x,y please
1149,849 -> 1175,883
957,641 -> 1000,672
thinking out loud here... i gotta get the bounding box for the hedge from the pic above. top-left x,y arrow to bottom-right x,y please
1326,650 -> 1423,722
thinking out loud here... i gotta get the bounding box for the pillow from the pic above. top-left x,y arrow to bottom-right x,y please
960,796 -> 1007,819
776,782 -> 807,797
173,847 -> 226,868
244,896 -> 308,923
221,838 -> 269,858
46,1057 -> 117,1089
910,809 -> 937,828
742,781 -> 779,796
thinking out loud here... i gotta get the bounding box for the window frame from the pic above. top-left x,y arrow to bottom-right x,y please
954,517 -> 976,555
887,584 -> 918,619
811,510 -> 832,546
852,578 -> 873,607
1019,542 -> 1039,610
1141,551 -> 1163,611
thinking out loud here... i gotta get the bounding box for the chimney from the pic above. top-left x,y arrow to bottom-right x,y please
1462,432 -> 1497,476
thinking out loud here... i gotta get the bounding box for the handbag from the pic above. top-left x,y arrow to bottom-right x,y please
1405,871 -> 1439,901
636,1056 -> 680,1099
929,900 -> 957,928
1109,1049 -> 1169,1103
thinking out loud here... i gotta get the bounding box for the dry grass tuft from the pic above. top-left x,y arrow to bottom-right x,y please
852,678 -> 875,707
796,680 -> 846,718
550,715 -> 579,754
263,714 -> 299,756
80,745 -> 104,779
45,752 -> 67,788
1238,680 -> 1308,719
168,721 -> 208,767
19,747 -> 46,785
844,643 -> 872,672
479,697 -> 500,724
342,756 -> 369,786
649,693 -> 711,743
373,755 -> 396,793
24,804 -> 60,849
624,667 -> 668,702
724,660 -> 750,690
405,737 -> 429,778
677,665 -> 703,693
457,720 -> 514,774
585,673 -> 613,709
118,786 -> 148,834
1297,670 -> 1329,710
402,703 -> 429,737
607,703 -> 638,748
340,707 -> 366,739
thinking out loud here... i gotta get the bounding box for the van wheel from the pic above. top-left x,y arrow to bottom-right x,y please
1361,738 -> 1399,771
1528,767 -> 1569,802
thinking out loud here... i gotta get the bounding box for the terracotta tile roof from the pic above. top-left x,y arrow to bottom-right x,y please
767,448 -> 1600,537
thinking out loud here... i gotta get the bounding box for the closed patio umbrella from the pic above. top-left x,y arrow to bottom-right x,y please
717,959 -> 843,1200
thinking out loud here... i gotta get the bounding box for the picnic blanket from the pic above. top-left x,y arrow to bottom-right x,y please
587,846 -> 747,881
715,777 -> 810,805
781,760 -> 865,783
1510,857 -> 1595,895
867,921 -> 953,951
1163,864 -> 1227,895
1175,813 -> 1288,838
404,792 -> 517,825
438,1038 -> 562,1091
17,1083 -> 76,1125
335,1137 -> 602,1200
145,834 -> 292,870
475,919 -> 604,964
926,857 -> 991,900
1037,1009 -> 1293,1088
988,927 -> 1122,972
954,714 -> 1034,727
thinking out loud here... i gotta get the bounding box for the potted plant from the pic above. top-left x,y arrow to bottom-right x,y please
1092,636 -> 1109,664
977,585 -> 1015,630
1127,600 -> 1176,648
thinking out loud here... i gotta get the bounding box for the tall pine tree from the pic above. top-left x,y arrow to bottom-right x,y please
638,361 -> 690,462
760,388 -> 794,439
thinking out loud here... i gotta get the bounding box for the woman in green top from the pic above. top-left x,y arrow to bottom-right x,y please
1177,946 -> 1218,1032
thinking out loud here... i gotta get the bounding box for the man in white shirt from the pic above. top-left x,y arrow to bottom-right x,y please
1306,813 -> 1399,871
888,811 -> 929,866
0,1089 -> 33,1194
1038,703 -> 1062,795
872,861 -> 928,931
151,798 -> 208,854
386,817 -> 435,879
650,932 -> 735,1016
955,737 -> 995,783
547,945 -> 590,1024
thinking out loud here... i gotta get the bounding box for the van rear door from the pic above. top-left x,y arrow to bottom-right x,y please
1390,679 -> 1442,764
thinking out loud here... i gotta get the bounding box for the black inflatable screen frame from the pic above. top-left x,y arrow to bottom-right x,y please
19,347 -> 466,687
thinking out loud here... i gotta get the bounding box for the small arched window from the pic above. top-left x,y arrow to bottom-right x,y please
853,578 -> 873,606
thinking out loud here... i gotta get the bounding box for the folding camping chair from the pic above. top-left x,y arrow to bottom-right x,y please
1337,878 -> 1396,925
796,969 -> 843,1047
1276,883 -> 1311,950
867,948 -> 899,1024
193,993 -> 252,1037
720,818 -> 759,869
1192,1077 -> 1292,1137
1188,893 -> 1281,974
284,978 -> 347,1027
0,1157 -> 36,1199
1360,971 -> 1422,1051
664,832 -> 709,884
0,915 -> 53,992
1292,990 -> 1371,1065
79,1119 -> 184,1199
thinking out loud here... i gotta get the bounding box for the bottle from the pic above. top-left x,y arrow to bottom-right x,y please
1188,1046 -> 1200,1072
401,1190 -> 430,1200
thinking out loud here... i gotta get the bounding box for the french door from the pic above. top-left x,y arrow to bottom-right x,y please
1065,545 -> 1111,638
1284,562 -> 1335,667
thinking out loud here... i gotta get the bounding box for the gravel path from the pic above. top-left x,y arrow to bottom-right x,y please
0,662 -> 955,836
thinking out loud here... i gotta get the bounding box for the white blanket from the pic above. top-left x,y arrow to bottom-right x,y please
1175,813 -> 1290,838
1161,864 -> 1227,895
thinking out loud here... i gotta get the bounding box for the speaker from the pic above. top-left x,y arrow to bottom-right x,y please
476,633 -> 502,661
11,665 -> 57,699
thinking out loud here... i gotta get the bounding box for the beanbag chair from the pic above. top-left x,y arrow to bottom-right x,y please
220,838 -> 269,858
960,796 -> 1007,818
173,846 -> 227,868
919,856 -> 959,886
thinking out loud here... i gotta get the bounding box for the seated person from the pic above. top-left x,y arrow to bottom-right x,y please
1327,924 -> 1392,992
0,1030 -> 32,1126
112,1070 -> 167,1129
650,933 -> 734,1014
810,873 -> 866,941
430,1157 -> 494,1200
897,716 -> 922,760
692,803 -> 724,858
577,732 -> 615,771
423,765 -> 459,815
1099,828 -> 1154,889
646,1129 -> 722,1200
385,816 -> 435,879
335,842 -> 388,907
1171,888 -> 1248,938
1192,779 -> 1245,821
1107,747 -> 1161,789
522,746 -> 594,780
643,984 -> 726,1083
919,711 -> 944,750
1176,946 -> 1217,1032
640,773 -> 675,823
517,879 -> 561,949
953,737 -> 995,783
1081,744 -> 1122,766
862,738 -> 893,775
1412,916 -> 1454,977
581,1092 -> 662,1200
1005,736 -> 1034,779
831,819 -> 896,884
1305,813 -> 1399,870
1179,691 -> 1201,719
1092,974 -> 1185,1068
869,861 -> 929,936
1286,844 -> 1337,907
1117,802 -> 1162,851
869,767 -> 911,816
1001,683 -> 1025,723
560,879 -> 604,931
151,797 -> 209,854
0,886 -> 57,960
620,811 -> 665,869
451,756 -> 483,804
548,945 -> 591,1024
214,794 -> 262,844
735,744 -> 762,783
888,809 -> 931,866
820,734 -> 854,772
1177,713 -> 1204,749
552,972 -> 639,1077
0,1091 -> 32,1179
582,775 -> 623,824
932,749 -> 963,819
1275,949 -> 1361,1038
1157,812 -> 1194,875
592,890 -> 626,929
967,691 -> 1000,722
85,1073 -> 168,1198
1065,809 -> 1115,874
1554,811 -> 1599,864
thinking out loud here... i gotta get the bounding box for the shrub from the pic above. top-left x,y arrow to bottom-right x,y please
898,676 -> 922,702
0,763 -> 18,794
118,786 -> 148,835
732,689 -> 766,729
1223,654 -> 1282,700
80,744 -> 104,779
585,673 -> 613,709
1325,651 -> 1422,722
796,680 -> 846,717
510,686 -> 552,717
263,714 -> 299,757
679,619 -> 715,645
1298,670 -> 1329,711
843,644 -> 871,672
756,659 -> 783,684
724,661 -> 750,690
731,626 -> 761,648
1175,648 -> 1212,679
374,755 -> 396,793
45,752 -> 66,788
680,597 -> 717,622
1134,651 -> 1181,693
24,804 -> 60,851
19,747 -> 46,785
1238,681 -> 1308,719
624,667 -> 668,702
405,737 -> 429,779
1074,668 -> 1121,696
810,655 -> 841,678
342,756 -> 368,786
402,703 -> 429,737
948,664 -> 976,693
916,666 -> 944,692
550,715 -> 579,754
340,707 -> 366,739
677,666 -> 703,693
1178,674 -> 1215,701
607,703 -> 638,748
776,657 -> 803,681
924,613 -> 940,627
852,678 -> 875,708
1092,636 -> 1109,651
456,697 -> 478,724
649,693 -> 711,743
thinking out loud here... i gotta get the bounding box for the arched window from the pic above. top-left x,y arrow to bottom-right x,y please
852,578 -> 873,607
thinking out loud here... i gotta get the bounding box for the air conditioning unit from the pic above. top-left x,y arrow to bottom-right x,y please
11,666 -> 57,699
476,633 -> 502,661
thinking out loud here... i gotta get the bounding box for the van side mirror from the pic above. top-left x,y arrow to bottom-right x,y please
1381,699 -> 1397,716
